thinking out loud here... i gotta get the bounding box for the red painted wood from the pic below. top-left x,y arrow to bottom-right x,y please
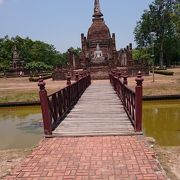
38,79 -> 52,136
38,74 -> 91,135
75,72 -> 79,82
109,71 -> 143,132
135,72 -> 144,132
66,72 -> 71,86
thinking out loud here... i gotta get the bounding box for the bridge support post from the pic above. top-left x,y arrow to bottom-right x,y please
135,72 -> 144,132
38,79 -> 52,136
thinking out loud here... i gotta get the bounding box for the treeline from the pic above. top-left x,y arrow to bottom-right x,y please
134,0 -> 180,67
0,35 -> 81,73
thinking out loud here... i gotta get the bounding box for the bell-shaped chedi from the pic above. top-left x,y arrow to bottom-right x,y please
81,0 -> 117,67
12,46 -> 24,72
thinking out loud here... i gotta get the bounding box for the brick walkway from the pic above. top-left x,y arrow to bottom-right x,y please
5,136 -> 166,180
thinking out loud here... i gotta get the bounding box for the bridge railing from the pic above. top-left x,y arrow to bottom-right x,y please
38,72 -> 91,136
109,71 -> 144,132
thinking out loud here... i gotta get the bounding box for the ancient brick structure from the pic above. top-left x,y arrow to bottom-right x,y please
80,0 -> 117,67
61,0 -> 149,80
12,46 -> 24,72
116,43 -> 133,67
67,48 -> 81,70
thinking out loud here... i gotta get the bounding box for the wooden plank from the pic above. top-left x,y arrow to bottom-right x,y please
53,80 -> 134,136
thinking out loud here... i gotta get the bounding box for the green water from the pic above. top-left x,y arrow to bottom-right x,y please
0,100 -> 179,150
0,106 -> 43,150
143,100 -> 180,146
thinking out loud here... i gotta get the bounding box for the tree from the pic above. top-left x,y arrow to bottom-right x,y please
0,62 -> 10,74
134,0 -> 180,67
132,48 -> 151,63
0,35 -> 83,70
25,61 -> 53,75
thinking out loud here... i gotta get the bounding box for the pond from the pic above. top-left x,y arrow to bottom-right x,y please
0,100 -> 179,150
0,106 -> 43,150
143,100 -> 180,146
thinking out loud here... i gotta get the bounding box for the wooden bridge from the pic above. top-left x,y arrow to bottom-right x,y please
38,71 -> 144,137
5,72 -> 167,179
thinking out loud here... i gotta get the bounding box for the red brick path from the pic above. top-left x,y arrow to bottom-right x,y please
5,136 -> 166,180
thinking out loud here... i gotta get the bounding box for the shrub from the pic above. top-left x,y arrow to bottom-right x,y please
29,74 -> 52,82
150,70 -> 174,76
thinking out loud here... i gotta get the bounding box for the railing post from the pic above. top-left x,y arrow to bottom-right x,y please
123,75 -> 128,85
135,71 -> 144,132
80,72 -> 84,79
38,79 -> 52,136
75,72 -> 79,82
67,72 -> 71,86
75,72 -> 79,99
122,75 -> 128,105
117,72 -> 121,79
83,70 -> 87,77
88,71 -> 91,85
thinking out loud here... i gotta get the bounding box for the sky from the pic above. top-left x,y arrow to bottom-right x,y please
0,0 -> 153,52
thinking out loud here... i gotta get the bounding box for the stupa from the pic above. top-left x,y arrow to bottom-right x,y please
63,0 -> 149,80
12,46 -> 24,72
81,0 -> 117,67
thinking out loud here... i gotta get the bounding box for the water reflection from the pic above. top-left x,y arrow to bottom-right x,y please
143,100 -> 180,146
0,101 -> 179,149
0,106 -> 43,150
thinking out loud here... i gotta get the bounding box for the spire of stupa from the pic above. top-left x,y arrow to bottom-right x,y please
93,0 -> 103,18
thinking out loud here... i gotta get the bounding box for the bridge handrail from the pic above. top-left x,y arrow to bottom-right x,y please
38,73 -> 91,136
109,72 -> 144,132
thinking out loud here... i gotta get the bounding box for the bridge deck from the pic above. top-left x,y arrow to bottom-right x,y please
54,80 -> 135,136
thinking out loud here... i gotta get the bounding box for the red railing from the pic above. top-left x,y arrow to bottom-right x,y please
109,71 -> 144,132
38,73 -> 91,136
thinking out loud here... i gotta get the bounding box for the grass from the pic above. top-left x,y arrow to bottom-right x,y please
0,90 -> 39,103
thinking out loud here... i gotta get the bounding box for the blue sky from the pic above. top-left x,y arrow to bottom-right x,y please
0,0 -> 153,52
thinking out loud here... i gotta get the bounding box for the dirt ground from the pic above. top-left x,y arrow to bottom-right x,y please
0,78 -> 67,103
128,68 -> 180,96
154,146 -> 180,180
0,149 -> 32,179
146,136 -> 180,179
0,68 -> 180,103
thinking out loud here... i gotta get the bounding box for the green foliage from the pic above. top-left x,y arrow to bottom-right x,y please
134,0 -> 180,67
59,52 -> 68,67
25,61 -> 53,74
0,36 -> 14,66
0,62 -> 10,73
0,36 -> 81,71
132,48 -> 151,61
68,47 -> 82,56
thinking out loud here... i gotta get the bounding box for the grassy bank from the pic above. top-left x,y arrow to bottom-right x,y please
0,77 -> 66,103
